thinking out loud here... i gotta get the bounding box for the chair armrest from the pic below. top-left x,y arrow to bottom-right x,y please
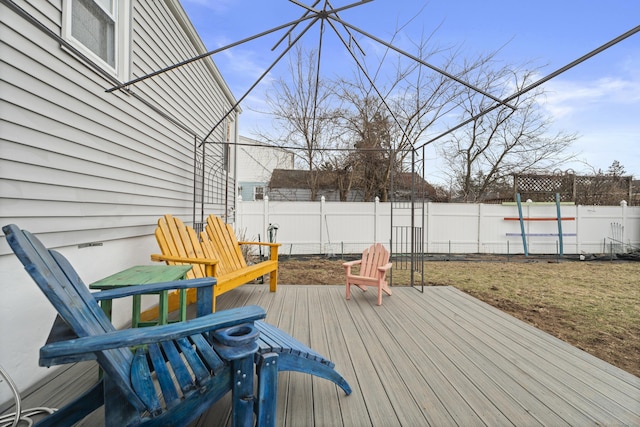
237,242 -> 280,262
343,259 -> 361,275
378,262 -> 393,272
40,305 -> 266,365
238,241 -> 281,248
342,260 -> 362,268
93,277 -> 217,301
150,253 -> 219,266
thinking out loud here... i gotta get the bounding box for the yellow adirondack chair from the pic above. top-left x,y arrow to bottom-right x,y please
203,214 -> 279,291
343,243 -> 393,305
153,214 -> 219,280
151,214 -> 279,312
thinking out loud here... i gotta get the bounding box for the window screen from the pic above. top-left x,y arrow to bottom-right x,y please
71,0 -> 116,67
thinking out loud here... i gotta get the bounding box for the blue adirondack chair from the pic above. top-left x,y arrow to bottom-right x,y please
3,224 -> 352,426
2,224 -> 275,427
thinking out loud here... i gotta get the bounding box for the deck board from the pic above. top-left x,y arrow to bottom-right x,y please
337,287 -> 404,426
437,288 -> 637,424
382,286 -> 522,426
3,285 -> 638,426
307,287 -> 343,427
314,287 -> 372,426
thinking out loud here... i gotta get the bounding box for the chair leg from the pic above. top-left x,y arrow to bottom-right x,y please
345,281 -> 351,300
269,269 -> 277,292
230,356 -> 255,427
256,352 -> 278,427
382,282 -> 392,296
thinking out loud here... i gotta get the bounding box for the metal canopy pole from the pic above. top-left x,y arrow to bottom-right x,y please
200,16 -> 321,145
324,17 -> 413,146
99,0 -> 635,275
328,15 -> 517,110
410,147 -> 416,288
106,14 -> 318,93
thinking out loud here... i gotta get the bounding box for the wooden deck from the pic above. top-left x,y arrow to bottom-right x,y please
4,285 -> 639,426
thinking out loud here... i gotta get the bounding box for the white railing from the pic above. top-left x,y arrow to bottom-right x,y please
234,197 -> 640,256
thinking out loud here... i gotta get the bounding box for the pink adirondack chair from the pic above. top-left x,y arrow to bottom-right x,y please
343,243 -> 393,305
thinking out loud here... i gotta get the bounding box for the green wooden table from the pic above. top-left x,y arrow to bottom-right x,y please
90,265 -> 192,327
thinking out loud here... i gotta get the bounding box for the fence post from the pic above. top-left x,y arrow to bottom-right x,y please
426,202 -> 432,253
236,195 -> 243,231
263,195 -> 269,246
575,204 -> 581,254
374,196 -> 379,244
621,199 -> 627,252
477,203 -> 483,253
320,196 -> 326,255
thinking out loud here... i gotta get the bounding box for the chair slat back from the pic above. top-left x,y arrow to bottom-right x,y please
3,225 -> 136,394
155,214 -> 207,279
199,231 -> 223,272
361,243 -> 389,278
205,215 -> 247,273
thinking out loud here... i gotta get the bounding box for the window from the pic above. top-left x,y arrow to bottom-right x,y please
254,186 -> 265,201
72,0 -> 115,66
63,0 -> 130,78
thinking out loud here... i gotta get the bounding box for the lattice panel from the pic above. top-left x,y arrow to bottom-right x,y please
514,174 -> 574,202
514,174 -> 632,205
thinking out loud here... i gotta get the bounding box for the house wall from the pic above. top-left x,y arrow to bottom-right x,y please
237,198 -> 640,256
237,136 -> 294,200
239,181 -> 265,202
0,0 -> 237,402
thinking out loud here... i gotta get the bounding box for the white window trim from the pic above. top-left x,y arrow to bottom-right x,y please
61,0 -> 131,80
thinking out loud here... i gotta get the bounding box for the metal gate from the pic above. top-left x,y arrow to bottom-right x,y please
390,147 -> 425,291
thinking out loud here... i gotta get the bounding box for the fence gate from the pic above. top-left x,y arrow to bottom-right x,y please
390,147 -> 425,291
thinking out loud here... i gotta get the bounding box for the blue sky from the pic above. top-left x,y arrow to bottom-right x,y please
180,0 -> 640,183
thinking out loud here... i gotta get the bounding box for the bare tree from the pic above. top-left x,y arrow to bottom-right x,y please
319,155 -> 354,201
259,46 -> 343,200
441,63 -> 578,202
336,29 -> 464,201
336,91 -> 393,201
256,17 -> 578,205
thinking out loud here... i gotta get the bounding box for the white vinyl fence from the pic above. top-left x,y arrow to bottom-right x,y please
234,197 -> 640,257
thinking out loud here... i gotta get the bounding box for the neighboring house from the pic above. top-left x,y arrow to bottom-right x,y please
268,169 -> 438,202
269,169 -> 344,201
236,136 -> 294,201
0,0 -> 238,401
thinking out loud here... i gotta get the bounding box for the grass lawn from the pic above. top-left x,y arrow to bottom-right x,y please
278,256 -> 640,377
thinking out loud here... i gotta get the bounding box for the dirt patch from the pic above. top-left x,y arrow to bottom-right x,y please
278,256 -> 346,285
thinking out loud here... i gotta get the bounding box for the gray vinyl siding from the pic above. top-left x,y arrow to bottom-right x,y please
132,1 -> 234,139
132,1 -> 235,207
0,0 -> 237,254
